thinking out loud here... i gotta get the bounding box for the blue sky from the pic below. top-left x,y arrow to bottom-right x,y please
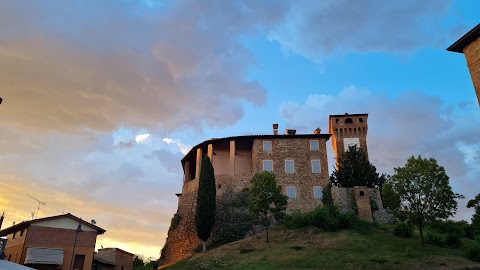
0,0 -> 479,259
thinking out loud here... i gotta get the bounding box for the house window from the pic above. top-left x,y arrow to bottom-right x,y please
311,160 -> 321,174
313,187 -> 323,199
286,186 -> 296,199
285,160 -> 294,174
263,160 -> 273,172
310,140 -> 319,150
263,141 -> 272,153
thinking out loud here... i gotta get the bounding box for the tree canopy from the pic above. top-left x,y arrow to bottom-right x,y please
248,171 -> 288,242
467,193 -> 480,232
390,156 -> 463,247
330,145 -> 385,189
195,156 -> 216,252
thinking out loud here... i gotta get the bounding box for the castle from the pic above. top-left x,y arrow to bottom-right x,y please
160,113 -> 384,265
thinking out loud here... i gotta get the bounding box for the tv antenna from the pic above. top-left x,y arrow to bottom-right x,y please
27,195 -> 46,219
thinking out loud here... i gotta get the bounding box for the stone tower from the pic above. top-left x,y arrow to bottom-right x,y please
328,113 -> 368,160
447,23 -> 480,105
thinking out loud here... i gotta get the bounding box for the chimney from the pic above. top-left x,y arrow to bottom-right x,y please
285,129 -> 296,135
272,124 -> 278,135
314,128 -> 321,134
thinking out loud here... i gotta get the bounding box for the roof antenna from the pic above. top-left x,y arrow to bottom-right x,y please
27,195 -> 46,219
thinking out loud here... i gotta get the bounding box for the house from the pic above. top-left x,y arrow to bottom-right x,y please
0,213 -> 106,270
447,23 -> 480,105
95,248 -> 133,270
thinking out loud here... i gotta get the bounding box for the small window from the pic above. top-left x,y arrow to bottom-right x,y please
20,229 -> 24,237
345,118 -> 353,124
335,119 -> 339,123
285,160 -> 294,174
12,232 -> 16,239
286,186 -> 296,199
359,117 -> 363,123
8,254 -> 11,261
263,160 -> 273,172
310,140 -> 319,150
311,160 -> 321,174
263,141 -> 272,153
313,187 -> 323,199
360,191 -> 365,197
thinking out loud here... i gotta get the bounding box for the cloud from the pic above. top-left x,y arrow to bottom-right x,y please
135,134 -> 151,144
269,0 -> 456,61
0,1 -> 279,133
279,85 -> 480,219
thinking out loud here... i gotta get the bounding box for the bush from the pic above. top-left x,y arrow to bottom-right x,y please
445,233 -> 462,249
210,226 -> 250,248
393,222 -> 413,238
168,214 -> 181,232
466,243 -> 480,262
284,205 -> 359,232
425,232 -> 445,247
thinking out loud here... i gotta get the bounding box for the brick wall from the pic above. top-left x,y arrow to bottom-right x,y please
464,36 -> 480,104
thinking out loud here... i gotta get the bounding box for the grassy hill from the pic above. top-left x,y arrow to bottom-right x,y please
162,224 -> 480,270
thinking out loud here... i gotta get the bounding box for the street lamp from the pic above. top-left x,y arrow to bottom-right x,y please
69,224 -> 83,270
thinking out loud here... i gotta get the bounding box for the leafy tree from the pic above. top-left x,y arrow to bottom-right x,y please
467,193 -> 480,232
330,145 -> 385,189
390,156 -> 463,247
195,156 -> 216,252
248,171 -> 288,242
133,254 -> 145,268
322,183 -> 333,206
381,175 -> 401,212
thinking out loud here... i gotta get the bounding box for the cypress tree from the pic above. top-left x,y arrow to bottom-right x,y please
195,156 -> 216,252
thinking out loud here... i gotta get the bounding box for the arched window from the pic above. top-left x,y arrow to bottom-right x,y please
345,118 -> 353,124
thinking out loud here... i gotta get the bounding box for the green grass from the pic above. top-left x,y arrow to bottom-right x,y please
162,225 -> 480,270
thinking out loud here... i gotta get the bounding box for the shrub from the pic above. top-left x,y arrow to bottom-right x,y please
393,222 -> 413,238
230,188 -> 250,208
210,226 -> 249,248
168,214 -> 181,232
425,232 -> 445,247
284,205 -> 359,232
445,233 -> 462,249
466,243 -> 480,262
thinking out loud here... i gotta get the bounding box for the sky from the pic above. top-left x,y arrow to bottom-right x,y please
0,0 -> 479,260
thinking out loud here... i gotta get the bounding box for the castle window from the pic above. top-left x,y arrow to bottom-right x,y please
335,119 -> 339,123
313,186 -> 323,199
285,160 -> 294,174
311,160 -> 321,174
263,141 -> 272,153
286,186 -> 296,199
359,118 -> 363,123
263,160 -> 273,172
360,191 -> 365,197
310,140 -> 319,150
345,118 -> 353,124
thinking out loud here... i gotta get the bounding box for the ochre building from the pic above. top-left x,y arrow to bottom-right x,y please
447,23 -> 480,105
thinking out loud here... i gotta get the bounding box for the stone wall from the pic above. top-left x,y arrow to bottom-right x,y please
331,186 -> 390,223
252,137 -> 330,212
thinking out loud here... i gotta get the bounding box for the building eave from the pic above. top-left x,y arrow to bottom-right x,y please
447,23 -> 480,53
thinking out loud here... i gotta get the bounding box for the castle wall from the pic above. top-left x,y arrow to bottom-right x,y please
162,135 -> 332,265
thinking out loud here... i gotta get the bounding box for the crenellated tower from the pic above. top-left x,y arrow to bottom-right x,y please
328,113 -> 369,160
